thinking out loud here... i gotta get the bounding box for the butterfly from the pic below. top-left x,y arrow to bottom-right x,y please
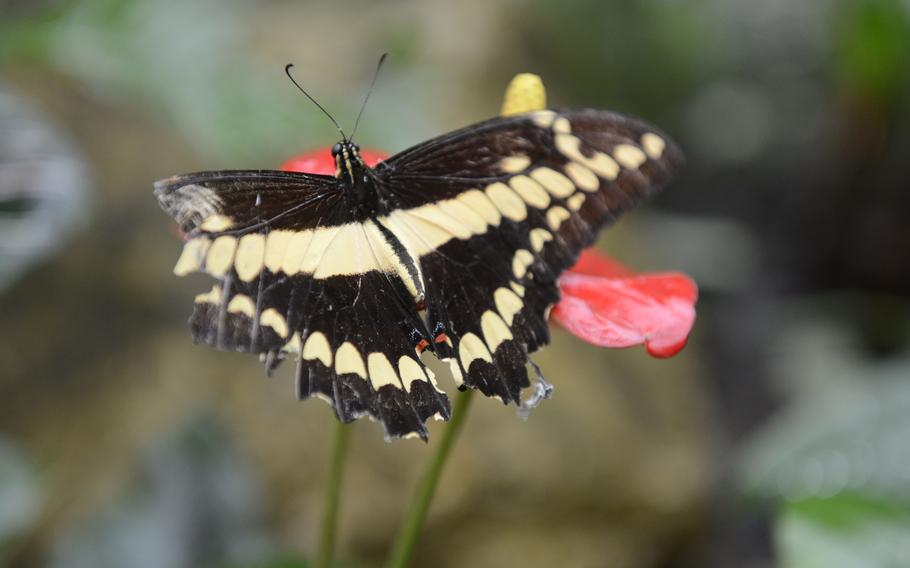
154,75 -> 683,441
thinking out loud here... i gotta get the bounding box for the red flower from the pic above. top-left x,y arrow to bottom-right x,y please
551,250 -> 696,358
281,148 -> 697,358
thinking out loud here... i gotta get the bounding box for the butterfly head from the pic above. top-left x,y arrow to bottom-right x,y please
331,140 -> 367,184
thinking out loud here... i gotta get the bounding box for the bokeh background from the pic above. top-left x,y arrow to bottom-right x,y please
2,0 -> 910,567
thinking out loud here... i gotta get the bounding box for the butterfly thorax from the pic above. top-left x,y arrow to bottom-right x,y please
332,141 -> 381,216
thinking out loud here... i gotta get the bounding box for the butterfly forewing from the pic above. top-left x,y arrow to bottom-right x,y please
373,108 -> 682,404
155,108 -> 682,440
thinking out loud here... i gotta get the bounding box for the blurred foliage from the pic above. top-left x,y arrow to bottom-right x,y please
834,0 -> 910,104
0,0 -> 336,163
738,315 -> 910,565
0,86 -> 90,290
224,560 -> 310,568
777,495 -> 910,567
0,438 -> 41,550
740,374 -> 910,502
516,0 -> 707,119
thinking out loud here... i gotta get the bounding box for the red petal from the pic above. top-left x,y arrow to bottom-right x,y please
552,270 -> 697,358
568,249 -> 634,278
279,148 -> 389,175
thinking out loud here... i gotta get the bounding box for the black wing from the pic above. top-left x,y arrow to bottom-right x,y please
155,170 -> 347,234
372,108 -> 683,403
154,170 -> 451,440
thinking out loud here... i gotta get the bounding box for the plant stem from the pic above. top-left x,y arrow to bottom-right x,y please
385,389 -> 475,568
316,419 -> 352,568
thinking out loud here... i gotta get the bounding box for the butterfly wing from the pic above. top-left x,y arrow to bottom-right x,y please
373,108 -> 683,403
156,108 -> 682,440
155,170 -> 451,440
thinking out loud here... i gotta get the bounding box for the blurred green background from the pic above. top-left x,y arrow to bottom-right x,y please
1,0 -> 909,567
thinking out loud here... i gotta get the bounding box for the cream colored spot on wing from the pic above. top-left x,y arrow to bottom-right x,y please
459,332 -> 493,370
446,358 -> 465,386
494,287 -> 524,325
546,206 -> 571,230
363,221 -> 401,276
614,144 -> 648,170
531,110 -> 556,128
556,134 -> 620,182
199,214 -> 233,232
303,331 -> 332,367
567,193 -> 586,212
227,294 -> 255,317
206,235 -> 237,277
481,310 -> 513,353
512,248 -> 534,279
641,132 -> 666,159
457,188 -> 502,226
283,332 -> 302,354
564,161 -> 601,191
530,167 -> 575,198
529,228 -> 554,252
260,308 -> 288,337
367,220 -> 424,300
409,203 -> 472,239
367,352 -> 400,390
302,227 -> 347,274
194,284 -> 221,304
335,342 -> 366,378
437,198 -> 488,235
553,116 -> 572,134
264,230 -> 294,273
280,230 -> 314,275
174,237 -> 211,276
486,182 -> 528,222
387,210 -> 452,257
510,281 -> 526,296
509,175 -> 551,209
499,155 -> 531,174
305,223 -> 396,278
398,356 -> 427,392
381,212 -> 434,257
309,224 -> 370,277
235,233 -> 266,282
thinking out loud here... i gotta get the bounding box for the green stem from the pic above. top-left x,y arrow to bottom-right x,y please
385,389 -> 475,568
316,419 -> 352,568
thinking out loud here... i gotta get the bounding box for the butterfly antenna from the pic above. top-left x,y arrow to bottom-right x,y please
350,53 -> 388,141
285,63 -> 347,141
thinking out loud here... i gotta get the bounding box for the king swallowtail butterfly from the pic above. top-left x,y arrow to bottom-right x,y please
154,72 -> 682,440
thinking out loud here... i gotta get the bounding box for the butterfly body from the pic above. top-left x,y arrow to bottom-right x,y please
155,107 -> 682,440
329,141 -> 383,216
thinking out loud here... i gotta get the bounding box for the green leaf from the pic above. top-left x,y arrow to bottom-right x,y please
777,494 -> 910,568
835,0 -> 910,102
